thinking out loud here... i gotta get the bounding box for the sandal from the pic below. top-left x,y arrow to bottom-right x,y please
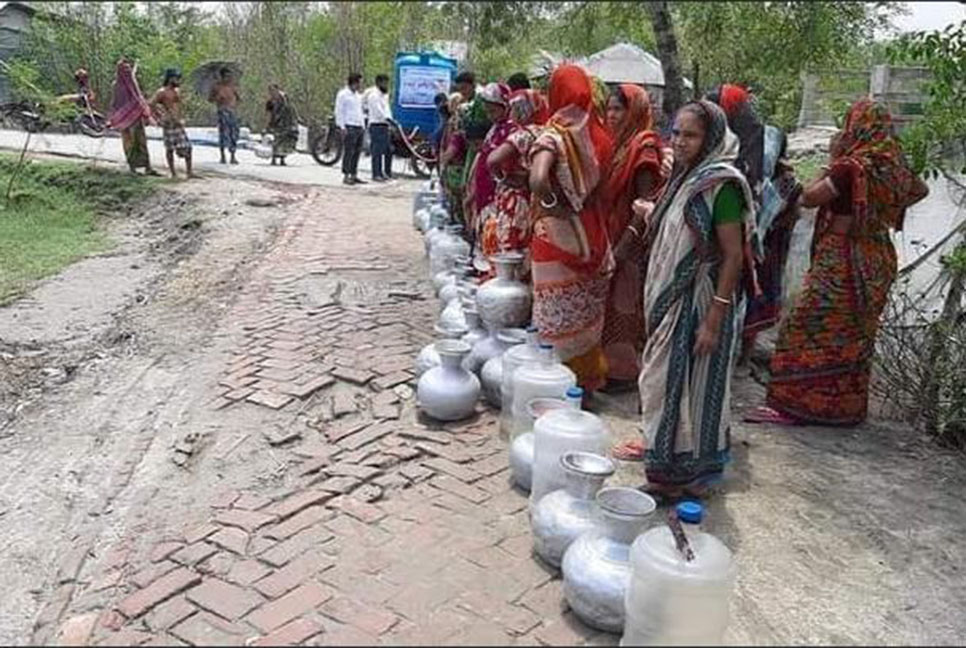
612,439 -> 645,462
744,406 -> 801,426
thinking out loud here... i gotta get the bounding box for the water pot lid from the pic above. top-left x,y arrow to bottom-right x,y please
677,501 -> 703,524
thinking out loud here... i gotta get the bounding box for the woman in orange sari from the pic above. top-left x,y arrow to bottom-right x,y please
528,65 -> 615,394
599,85 -> 668,391
748,99 -> 928,426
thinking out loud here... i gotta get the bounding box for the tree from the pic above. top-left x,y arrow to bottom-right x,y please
876,20 -> 966,446
643,2 -> 685,124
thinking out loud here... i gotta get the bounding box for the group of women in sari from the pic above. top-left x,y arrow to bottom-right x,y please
439,64 -> 928,503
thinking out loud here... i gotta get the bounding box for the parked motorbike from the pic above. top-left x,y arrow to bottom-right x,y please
310,116 -> 436,178
0,94 -> 107,137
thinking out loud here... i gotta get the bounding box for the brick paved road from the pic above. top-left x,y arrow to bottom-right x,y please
44,183 -> 617,647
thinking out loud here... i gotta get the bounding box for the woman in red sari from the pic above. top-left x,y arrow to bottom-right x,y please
599,85 -> 668,390
483,89 -> 550,271
528,65 -> 615,394
749,99 -> 928,426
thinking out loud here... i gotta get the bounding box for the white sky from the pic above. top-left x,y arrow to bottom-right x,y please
896,1 -> 965,32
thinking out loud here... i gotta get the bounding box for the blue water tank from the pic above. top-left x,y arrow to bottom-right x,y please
393,51 -> 458,138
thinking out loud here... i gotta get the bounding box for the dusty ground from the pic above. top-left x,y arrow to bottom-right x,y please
1,146 -> 965,646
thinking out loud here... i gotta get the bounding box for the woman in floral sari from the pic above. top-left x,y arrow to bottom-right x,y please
749,99 -> 928,426
622,100 -> 758,501
599,85 -> 668,390
471,83 -> 516,259
528,64 -> 615,395
482,89 -> 550,271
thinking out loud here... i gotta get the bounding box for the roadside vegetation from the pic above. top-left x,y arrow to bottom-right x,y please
0,157 -> 157,304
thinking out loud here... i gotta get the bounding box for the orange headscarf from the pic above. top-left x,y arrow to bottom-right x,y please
545,64 -> 614,174
601,84 -> 666,240
829,98 -> 925,233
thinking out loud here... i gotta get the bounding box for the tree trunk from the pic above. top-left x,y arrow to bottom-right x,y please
644,1 -> 686,126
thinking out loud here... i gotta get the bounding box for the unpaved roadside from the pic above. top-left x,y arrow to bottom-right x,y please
0,176 -> 300,644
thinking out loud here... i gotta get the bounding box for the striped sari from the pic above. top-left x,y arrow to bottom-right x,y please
639,101 -> 757,488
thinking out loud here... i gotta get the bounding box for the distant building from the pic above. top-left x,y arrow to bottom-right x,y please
0,1 -> 36,102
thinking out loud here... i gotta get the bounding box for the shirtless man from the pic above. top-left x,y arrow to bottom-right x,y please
209,67 -> 240,165
149,68 -> 195,179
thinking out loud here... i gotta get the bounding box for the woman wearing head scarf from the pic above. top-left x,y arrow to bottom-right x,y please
528,64 -> 616,396
616,100 -> 758,503
107,59 -> 158,175
749,99 -> 928,427
439,93 -> 468,223
707,84 -> 803,365
481,89 -> 550,268
599,85 -> 669,390
469,82 -> 515,255
265,84 -> 299,166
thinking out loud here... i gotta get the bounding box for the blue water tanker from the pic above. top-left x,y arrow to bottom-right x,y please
392,51 -> 458,138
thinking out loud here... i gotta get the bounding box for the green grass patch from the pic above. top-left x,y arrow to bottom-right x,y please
0,156 -> 158,304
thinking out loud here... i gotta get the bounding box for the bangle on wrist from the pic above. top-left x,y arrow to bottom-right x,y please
627,225 -> 640,239
712,295 -> 731,306
540,192 -> 559,209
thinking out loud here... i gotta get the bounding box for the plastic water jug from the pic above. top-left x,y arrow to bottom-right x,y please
509,392 -> 579,491
530,387 -> 610,506
622,502 -> 735,646
498,326 -> 543,439
510,344 -> 577,441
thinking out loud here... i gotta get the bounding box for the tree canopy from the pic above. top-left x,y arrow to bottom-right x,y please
9,1 -> 905,130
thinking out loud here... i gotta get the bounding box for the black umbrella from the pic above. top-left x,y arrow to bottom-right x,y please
190,61 -> 243,98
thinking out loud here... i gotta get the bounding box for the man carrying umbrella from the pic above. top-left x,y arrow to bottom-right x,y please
209,66 -> 240,165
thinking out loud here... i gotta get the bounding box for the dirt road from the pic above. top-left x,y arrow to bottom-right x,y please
1,160 -> 965,646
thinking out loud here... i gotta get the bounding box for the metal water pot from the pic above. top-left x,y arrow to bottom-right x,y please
414,323 -> 469,376
416,340 -> 480,421
480,328 -> 529,406
464,323 -> 521,376
438,287 -> 476,331
475,251 -> 532,329
562,487 -> 657,634
531,452 -> 616,568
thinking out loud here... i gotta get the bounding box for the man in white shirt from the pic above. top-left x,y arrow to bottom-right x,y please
334,72 -> 365,185
364,74 -> 393,181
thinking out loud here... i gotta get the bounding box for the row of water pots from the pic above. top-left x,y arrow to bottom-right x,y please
410,188 -> 735,643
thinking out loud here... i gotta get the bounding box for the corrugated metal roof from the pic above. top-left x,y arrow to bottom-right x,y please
582,43 -> 665,86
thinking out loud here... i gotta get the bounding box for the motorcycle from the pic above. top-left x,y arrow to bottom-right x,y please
0,93 -> 107,137
310,116 -> 436,178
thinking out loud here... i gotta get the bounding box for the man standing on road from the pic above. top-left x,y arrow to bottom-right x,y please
365,74 -> 393,182
335,73 -> 366,185
150,68 -> 195,179
209,67 -> 240,165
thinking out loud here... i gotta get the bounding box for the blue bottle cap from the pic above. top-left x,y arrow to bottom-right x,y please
676,501 -> 703,524
538,343 -> 553,350
566,386 -> 584,399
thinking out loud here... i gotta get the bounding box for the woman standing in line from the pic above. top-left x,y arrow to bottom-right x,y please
748,99 -> 928,427
598,85 -> 669,394
630,100 -> 757,501
527,64 -> 616,397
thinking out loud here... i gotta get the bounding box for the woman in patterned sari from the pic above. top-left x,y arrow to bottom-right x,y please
599,85 -> 669,391
528,64 -> 615,395
471,83 -> 516,261
482,89 -> 550,273
621,100 -> 758,501
749,99 -> 928,426
108,59 -> 158,176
